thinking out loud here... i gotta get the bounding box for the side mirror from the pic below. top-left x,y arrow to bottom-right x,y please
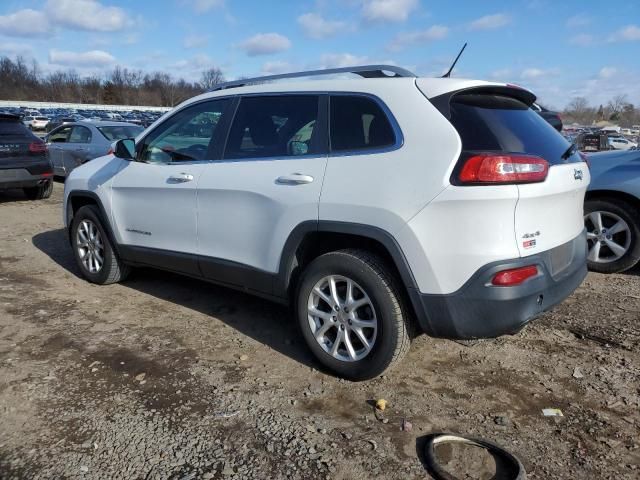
114,138 -> 135,160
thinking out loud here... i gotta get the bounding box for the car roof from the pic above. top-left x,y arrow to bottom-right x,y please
177,77 -> 512,110
74,120 -> 140,127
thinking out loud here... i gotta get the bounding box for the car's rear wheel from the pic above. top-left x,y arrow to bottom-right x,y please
23,179 -> 53,200
71,205 -> 130,284
296,249 -> 411,380
584,198 -> 640,273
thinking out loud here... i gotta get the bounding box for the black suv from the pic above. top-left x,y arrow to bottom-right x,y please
0,114 -> 53,200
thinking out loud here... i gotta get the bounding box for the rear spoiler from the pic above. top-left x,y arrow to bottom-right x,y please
430,85 -> 537,120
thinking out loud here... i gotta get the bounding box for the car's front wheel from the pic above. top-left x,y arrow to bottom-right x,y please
71,205 -> 130,284
296,249 -> 411,380
584,198 -> 640,273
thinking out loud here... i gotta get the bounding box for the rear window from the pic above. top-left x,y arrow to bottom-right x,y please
98,125 -> 144,141
450,94 -> 579,164
0,120 -> 30,136
330,95 -> 396,152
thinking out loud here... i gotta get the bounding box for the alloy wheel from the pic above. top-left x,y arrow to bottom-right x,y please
307,275 -> 378,362
584,211 -> 631,263
77,219 -> 105,273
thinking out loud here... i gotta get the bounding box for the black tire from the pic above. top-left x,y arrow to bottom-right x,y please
71,205 -> 130,284
296,249 -> 411,380
584,198 -> 640,273
23,180 -> 53,200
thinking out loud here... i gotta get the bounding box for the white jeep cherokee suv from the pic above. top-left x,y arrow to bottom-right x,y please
63,66 -> 589,380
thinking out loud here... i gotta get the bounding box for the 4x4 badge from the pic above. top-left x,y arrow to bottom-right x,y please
574,169 -> 583,181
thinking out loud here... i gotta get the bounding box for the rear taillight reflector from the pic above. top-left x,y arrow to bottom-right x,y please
492,265 -> 538,286
29,142 -> 47,153
458,154 -> 549,184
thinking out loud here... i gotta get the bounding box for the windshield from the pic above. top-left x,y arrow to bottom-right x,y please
450,93 -> 581,165
98,125 -> 143,141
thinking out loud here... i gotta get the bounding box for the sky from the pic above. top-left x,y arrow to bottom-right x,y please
0,0 -> 639,109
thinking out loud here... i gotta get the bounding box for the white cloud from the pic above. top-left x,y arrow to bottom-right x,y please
388,25 -> 448,51
598,66 -> 617,79
521,68 -> 555,80
44,0 -> 132,32
608,25 -> 640,42
297,12 -> 349,39
489,68 -> 512,80
469,13 -> 511,31
183,34 -> 209,49
318,53 -> 370,69
569,33 -> 594,47
187,0 -> 225,13
566,13 -> 591,28
261,61 -> 295,75
49,49 -> 116,67
362,0 -> 418,23
0,9 -> 50,37
0,42 -> 35,57
238,33 -> 291,56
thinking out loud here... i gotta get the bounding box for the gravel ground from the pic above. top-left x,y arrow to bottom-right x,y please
0,182 -> 638,479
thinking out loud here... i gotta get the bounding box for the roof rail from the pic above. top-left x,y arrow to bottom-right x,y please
209,64 -> 416,92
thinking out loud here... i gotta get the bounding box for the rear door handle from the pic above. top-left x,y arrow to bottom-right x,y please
276,173 -> 314,185
168,173 -> 194,183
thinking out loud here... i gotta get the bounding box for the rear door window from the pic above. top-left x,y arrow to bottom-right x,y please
224,95 -> 322,160
330,95 -> 396,152
450,94 -> 580,164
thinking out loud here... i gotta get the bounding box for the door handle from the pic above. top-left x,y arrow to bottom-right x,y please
168,173 -> 194,183
276,173 -> 314,185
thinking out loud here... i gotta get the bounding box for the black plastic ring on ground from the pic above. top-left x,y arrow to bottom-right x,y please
424,433 -> 526,480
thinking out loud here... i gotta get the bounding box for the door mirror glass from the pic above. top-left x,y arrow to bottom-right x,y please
114,138 -> 135,160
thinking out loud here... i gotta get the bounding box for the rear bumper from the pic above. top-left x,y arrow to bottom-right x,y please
0,168 -> 53,189
415,231 -> 587,339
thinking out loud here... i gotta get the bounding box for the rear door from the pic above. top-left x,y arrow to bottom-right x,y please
62,125 -> 93,173
196,94 -> 328,290
448,92 -> 589,257
46,126 -> 72,176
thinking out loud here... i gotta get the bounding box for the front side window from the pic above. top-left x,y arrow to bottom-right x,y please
48,126 -> 72,143
330,95 -> 396,152
224,95 -> 321,160
69,126 -> 92,143
137,99 -> 229,163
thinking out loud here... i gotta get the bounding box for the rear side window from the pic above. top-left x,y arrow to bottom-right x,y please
450,94 -> 579,164
224,95 -> 321,160
0,120 -> 30,136
330,95 -> 396,152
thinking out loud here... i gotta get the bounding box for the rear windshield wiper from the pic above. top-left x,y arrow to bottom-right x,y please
561,143 -> 577,160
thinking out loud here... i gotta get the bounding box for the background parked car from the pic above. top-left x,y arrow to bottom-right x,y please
585,149 -> 640,273
0,113 -> 53,200
46,121 -> 143,177
30,116 -> 50,131
608,136 -> 638,151
532,102 -> 563,132
46,116 -> 78,133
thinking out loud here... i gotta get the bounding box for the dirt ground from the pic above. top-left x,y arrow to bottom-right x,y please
0,182 -> 638,479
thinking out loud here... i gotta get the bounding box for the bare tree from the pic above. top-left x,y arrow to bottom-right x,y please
200,67 -> 225,90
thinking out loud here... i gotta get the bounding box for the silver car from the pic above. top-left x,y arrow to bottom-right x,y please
46,121 -> 143,177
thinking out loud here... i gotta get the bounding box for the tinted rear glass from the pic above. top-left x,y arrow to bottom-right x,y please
0,120 -> 30,136
450,94 -> 579,164
330,95 -> 396,152
98,125 -> 144,141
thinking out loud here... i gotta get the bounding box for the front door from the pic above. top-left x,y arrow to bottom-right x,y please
110,98 -> 232,275
196,94 -> 328,292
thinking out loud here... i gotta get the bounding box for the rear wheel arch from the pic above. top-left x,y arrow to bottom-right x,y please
277,222 -> 425,332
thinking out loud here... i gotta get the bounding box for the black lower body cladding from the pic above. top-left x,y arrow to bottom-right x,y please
417,231 -> 588,339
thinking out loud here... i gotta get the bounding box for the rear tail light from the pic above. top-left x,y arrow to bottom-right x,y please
492,265 -> 538,286
29,141 -> 47,153
458,154 -> 549,185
